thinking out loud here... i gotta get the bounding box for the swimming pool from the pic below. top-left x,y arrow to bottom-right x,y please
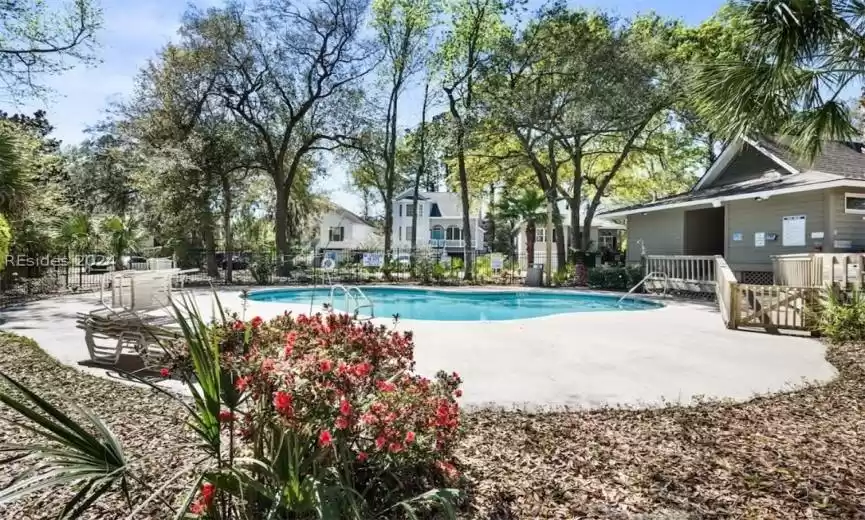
246,287 -> 662,321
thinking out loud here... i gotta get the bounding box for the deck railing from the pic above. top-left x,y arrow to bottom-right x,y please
645,255 -> 716,292
773,253 -> 865,289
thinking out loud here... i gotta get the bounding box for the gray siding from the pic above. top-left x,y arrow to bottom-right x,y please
711,144 -> 788,187
828,187 -> 865,252
726,191 -> 826,271
626,209 -> 685,263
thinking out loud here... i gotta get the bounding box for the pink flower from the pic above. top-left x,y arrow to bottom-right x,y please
361,413 -> 378,425
319,430 -> 333,447
376,380 -> 396,392
284,331 -> 297,357
232,320 -> 245,331
356,451 -> 368,463
319,359 -> 333,373
273,391 -> 294,416
375,436 -> 386,450
339,399 -> 352,416
405,431 -> 416,444
218,410 -> 235,423
454,389 -> 462,398
201,482 -> 216,506
261,358 -> 275,374
389,442 -> 403,453
335,416 -> 349,430
160,368 -> 170,378
353,362 -> 372,378
250,316 -> 263,328
235,376 -> 249,392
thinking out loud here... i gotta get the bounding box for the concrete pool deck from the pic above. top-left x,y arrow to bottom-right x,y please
0,286 -> 838,410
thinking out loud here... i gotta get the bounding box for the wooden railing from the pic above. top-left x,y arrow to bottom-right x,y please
714,255 -> 737,329
733,284 -> 821,332
773,253 -> 865,289
645,255 -> 716,292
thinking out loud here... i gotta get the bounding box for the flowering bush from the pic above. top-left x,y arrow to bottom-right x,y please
0,296 -> 463,519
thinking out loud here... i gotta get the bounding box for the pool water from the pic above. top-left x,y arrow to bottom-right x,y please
246,287 -> 661,321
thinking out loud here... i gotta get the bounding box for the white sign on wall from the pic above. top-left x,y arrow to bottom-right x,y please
362,253 -> 383,267
754,232 -> 766,247
490,253 -> 504,270
782,215 -> 806,246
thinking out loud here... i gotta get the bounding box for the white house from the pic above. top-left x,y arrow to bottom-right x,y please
316,203 -> 380,253
391,189 -> 485,257
516,205 -> 626,270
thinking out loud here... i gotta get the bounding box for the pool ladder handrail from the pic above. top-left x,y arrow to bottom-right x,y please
618,271 -> 669,305
329,284 -> 375,319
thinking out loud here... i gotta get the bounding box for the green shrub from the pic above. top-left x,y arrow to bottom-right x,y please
250,260 -> 273,284
817,289 -> 865,344
587,266 -> 643,291
0,214 -> 10,272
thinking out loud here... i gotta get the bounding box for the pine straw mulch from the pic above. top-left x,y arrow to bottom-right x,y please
0,332 -> 863,519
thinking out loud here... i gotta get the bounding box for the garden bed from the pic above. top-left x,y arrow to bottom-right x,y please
1,332 -> 863,518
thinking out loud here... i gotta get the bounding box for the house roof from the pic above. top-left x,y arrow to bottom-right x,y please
324,202 -> 372,227
395,189 -> 463,216
600,136 -> 865,218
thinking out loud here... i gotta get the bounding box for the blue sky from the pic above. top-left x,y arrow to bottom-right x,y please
16,0 -> 726,212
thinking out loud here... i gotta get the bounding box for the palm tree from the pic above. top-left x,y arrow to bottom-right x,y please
691,0 -> 861,161
59,213 -> 96,254
100,216 -> 144,270
497,189 -> 547,265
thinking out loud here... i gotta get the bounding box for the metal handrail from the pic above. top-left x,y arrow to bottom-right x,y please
618,271 -> 669,305
329,284 -> 374,319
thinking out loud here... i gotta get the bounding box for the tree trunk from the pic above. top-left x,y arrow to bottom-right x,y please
221,175 -> 234,284
410,81 -> 430,270
570,141 -> 583,250
446,89 -> 473,281
383,200 -> 393,280
487,183 -> 495,251
525,222 -> 535,265
201,209 -> 219,278
274,181 -> 289,264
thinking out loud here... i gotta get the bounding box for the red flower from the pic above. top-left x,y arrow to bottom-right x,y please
232,320 -> 245,331
218,410 -> 235,423
405,431 -> 416,444
388,442 -> 403,453
273,391 -> 294,416
454,389 -> 462,398
250,316 -> 263,328
189,502 -> 204,514
353,362 -> 372,378
201,483 -> 216,506
335,416 -> 349,430
318,430 -> 333,447
376,380 -> 396,392
375,436 -> 386,450
356,451 -> 368,463
284,331 -> 298,358
319,359 -> 333,373
339,399 -> 352,416
361,413 -> 378,425
436,461 -> 460,481
235,376 -> 249,392
160,368 -> 170,378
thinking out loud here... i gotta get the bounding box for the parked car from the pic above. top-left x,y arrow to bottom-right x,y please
220,255 -> 249,270
86,255 -> 149,274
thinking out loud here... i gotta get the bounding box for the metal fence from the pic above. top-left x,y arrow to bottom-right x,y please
0,248 -> 628,308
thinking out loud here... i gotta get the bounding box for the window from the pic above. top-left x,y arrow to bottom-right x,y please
446,226 -> 462,240
598,229 -> 617,250
535,228 -> 545,242
328,226 -> 344,242
845,193 -> 865,214
398,205 -> 402,217
398,226 -> 402,240
430,225 -> 444,240
405,203 -> 424,217
405,226 -> 414,241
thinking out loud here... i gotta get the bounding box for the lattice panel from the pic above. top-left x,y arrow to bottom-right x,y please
739,270 -> 774,286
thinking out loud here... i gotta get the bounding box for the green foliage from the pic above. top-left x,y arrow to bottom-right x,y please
0,215 -> 11,271
587,265 -> 643,291
818,290 -> 865,345
249,261 -> 274,285
690,0 -> 860,161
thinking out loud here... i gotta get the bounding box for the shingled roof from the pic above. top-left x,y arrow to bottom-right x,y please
600,136 -> 865,218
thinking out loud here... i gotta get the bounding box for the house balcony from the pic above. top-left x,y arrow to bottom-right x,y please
429,239 -> 475,249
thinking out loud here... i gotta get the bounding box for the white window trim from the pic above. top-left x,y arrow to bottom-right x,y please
328,226 -> 344,242
535,228 -> 545,243
844,192 -> 865,214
